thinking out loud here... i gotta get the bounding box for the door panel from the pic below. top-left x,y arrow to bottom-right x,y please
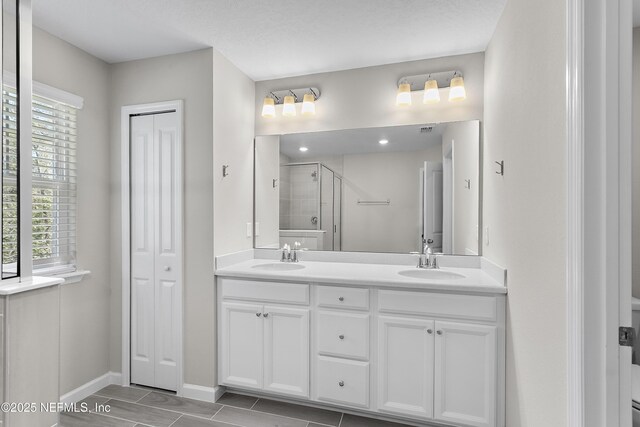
130,112 -> 181,391
154,279 -> 179,391
263,305 -> 309,397
221,302 -> 264,389
377,316 -> 435,419
130,115 -> 155,387
434,321 -> 497,427
423,161 -> 443,252
131,277 -> 155,386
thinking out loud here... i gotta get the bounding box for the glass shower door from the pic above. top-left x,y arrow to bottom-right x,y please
320,165 -> 334,251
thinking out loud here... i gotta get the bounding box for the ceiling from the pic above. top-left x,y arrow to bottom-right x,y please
31,0 -> 507,81
280,123 -> 446,160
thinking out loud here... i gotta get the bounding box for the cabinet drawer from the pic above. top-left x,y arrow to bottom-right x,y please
378,290 -> 497,322
220,278 -> 309,305
316,356 -> 369,408
317,286 -> 369,310
317,311 -> 369,360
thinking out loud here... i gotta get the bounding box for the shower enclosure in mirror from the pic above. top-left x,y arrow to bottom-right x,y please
254,120 -> 481,255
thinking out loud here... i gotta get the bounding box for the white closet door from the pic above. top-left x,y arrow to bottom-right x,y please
153,112 -> 181,391
131,112 -> 182,391
130,115 -> 156,387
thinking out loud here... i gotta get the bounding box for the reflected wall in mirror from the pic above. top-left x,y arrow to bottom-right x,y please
255,120 -> 481,255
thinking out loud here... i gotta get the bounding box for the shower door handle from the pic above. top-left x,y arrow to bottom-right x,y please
311,216 -> 318,225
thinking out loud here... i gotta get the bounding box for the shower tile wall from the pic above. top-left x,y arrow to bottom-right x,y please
279,164 -> 319,230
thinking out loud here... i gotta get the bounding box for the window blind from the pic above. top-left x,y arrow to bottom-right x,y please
2,85 -> 77,271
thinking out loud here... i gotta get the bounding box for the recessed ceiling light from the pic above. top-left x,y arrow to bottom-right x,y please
299,147 -> 308,152
379,139 -> 389,145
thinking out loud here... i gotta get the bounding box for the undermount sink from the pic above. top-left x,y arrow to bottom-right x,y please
397,269 -> 465,281
251,263 -> 306,271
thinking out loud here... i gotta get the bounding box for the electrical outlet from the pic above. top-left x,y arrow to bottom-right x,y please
246,222 -> 252,238
484,226 -> 490,246
255,222 -> 260,236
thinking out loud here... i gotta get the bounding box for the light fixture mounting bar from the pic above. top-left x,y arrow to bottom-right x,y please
397,70 -> 463,91
268,87 -> 321,105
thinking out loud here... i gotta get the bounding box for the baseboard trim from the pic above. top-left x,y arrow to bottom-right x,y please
181,384 -> 225,402
60,371 -> 122,404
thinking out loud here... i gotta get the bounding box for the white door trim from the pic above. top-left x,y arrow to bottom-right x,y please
568,0 -> 633,425
121,100 -> 184,395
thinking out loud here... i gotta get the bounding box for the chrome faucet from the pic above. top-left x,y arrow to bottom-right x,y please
418,238 -> 438,269
280,242 -> 300,263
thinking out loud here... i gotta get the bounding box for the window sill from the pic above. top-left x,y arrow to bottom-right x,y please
53,270 -> 91,285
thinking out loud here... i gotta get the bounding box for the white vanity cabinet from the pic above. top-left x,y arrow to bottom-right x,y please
219,279 -> 310,398
217,276 -> 505,427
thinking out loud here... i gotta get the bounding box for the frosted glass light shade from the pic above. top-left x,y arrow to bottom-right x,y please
448,76 -> 466,102
301,93 -> 316,115
261,97 -> 276,118
423,79 -> 440,104
283,95 -> 296,116
396,83 -> 412,106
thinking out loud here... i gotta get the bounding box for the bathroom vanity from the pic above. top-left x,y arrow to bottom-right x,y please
215,252 -> 506,427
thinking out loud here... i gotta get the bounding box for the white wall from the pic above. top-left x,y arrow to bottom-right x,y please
633,27 -> 640,297
213,50 -> 256,258
483,0 -> 567,425
109,48 -> 216,387
33,27 -> 112,396
255,53 -> 484,136
442,121 -> 480,254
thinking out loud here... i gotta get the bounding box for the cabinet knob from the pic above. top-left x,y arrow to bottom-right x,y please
164,266 -> 171,271
437,330 -> 443,335
338,297 -> 344,302
427,329 -> 433,334
338,381 -> 344,387
339,334 -> 345,340
256,313 -> 262,317
263,313 -> 269,318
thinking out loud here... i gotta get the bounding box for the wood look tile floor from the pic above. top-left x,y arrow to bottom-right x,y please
60,387 -> 415,427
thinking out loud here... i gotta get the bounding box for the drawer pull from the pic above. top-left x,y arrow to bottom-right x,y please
437,330 -> 443,335
338,296 -> 344,302
427,329 -> 433,334
339,334 -> 345,340
256,313 -> 262,317
263,313 -> 269,318
338,381 -> 344,387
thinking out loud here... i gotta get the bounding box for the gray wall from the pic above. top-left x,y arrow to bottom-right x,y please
109,48 -> 216,387
483,0 -> 567,425
33,27 -> 112,396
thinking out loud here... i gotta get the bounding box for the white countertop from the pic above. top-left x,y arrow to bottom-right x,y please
215,257 -> 507,295
0,275 -> 65,295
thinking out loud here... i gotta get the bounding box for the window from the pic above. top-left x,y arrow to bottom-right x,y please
2,83 -> 78,273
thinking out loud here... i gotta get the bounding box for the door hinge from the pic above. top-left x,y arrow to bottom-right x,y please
619,326 -> 636,347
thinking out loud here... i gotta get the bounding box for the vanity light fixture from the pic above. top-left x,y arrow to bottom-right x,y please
283,93 -> 297,117
423,76 -> 440,104
448,72 -> 466,102
301,89 -> 318,115
299,147 -> 309,152
378,139 -> 389,145
260,87 -> 321,118
396,70 -> 465,106
396,81 -> 412,106
261,94 -> 277,118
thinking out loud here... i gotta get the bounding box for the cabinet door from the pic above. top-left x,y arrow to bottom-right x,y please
377,316 -> 435,419
263,305 -> 309,397
220,302 -> 264,390
434,321 -> 497,427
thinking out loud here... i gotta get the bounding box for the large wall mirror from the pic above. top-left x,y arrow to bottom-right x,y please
254,120 -> 481,255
